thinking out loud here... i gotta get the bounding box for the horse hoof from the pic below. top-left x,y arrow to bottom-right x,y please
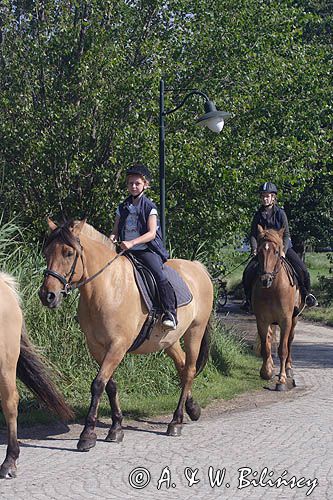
286,368 -> 293,378
275,383 -> 287,392
166,423 -> 182,437
77,434 -> 97,452
105,429 -> 124,443
0,465 -> 16,479
185,399 -> 201,421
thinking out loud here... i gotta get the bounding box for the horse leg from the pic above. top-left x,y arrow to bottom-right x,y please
104,378 -> 124,443
165,342 -> 201,422
0,371 -> 20,478
166,327 -> 203,437
257,322 -> 274,380
276,319 -> 292,391
286,318 -> 297,380
77,347 -> 126,452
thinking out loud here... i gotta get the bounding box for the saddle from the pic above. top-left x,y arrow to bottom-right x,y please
125,253 -> 193,352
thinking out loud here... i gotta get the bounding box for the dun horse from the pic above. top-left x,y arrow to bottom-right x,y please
0,272 -> 73,479
39,219 -> 213,451
252,226 -> 303,390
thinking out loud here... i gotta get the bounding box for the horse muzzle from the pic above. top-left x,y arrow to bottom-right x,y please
260,274 -> 274,288
38,286 -> 63,309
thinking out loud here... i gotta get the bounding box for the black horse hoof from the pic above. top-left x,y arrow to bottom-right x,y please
166,423 -> 182,437
275,383 -> 287,392
105,429 -> 124,443
0,464 -> 16,479
77,434 -> 97,452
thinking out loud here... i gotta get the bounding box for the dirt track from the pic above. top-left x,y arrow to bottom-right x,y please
0,302 -> 332,499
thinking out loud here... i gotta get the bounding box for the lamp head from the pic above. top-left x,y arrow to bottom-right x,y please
196,100 -> 231,133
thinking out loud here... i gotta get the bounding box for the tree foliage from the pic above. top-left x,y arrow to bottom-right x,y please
0,0 -> 331,258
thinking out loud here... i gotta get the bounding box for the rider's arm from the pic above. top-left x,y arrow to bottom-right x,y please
249,213 -> 259,254
110,215 -> 120,242
281,210 -> 291,251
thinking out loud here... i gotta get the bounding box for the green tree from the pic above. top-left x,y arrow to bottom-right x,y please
0,0 -> 331,261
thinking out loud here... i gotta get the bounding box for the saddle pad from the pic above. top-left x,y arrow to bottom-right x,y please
131,262 -> 193,312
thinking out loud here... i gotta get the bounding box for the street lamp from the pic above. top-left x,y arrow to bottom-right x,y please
159,79 -> 231,244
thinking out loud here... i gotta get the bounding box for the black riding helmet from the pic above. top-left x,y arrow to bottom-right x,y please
259,182 -> 278,194
126,163 -> 152,182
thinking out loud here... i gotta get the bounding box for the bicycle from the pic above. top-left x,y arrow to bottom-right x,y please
216,279 -> 228,309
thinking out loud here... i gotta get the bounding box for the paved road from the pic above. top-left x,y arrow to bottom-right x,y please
0,313 -> 332,499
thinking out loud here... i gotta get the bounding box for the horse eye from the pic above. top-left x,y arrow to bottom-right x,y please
65,250 -> 74,258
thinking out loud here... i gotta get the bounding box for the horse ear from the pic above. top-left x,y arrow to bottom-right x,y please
47,218 -> 58,232
72,219 -> 86,236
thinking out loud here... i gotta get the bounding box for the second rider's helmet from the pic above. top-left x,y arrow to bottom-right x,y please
126,163 -> 152,182
259,182 -> 278,194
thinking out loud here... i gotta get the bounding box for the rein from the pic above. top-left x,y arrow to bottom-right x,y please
259,258 -> 282,279
44,243 -> 126,296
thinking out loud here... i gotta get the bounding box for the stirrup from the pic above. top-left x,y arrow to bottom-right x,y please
305,293 -> 318,307
161,312 -> 177,330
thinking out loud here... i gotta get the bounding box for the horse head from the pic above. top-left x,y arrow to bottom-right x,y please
257,225 -> 285,288
39,218 -> 86,308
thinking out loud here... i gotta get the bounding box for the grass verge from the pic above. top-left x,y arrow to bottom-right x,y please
11,319 -> 263,425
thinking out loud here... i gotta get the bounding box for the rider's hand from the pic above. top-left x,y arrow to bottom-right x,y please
120,240 -> 135,251
110,234 -> 118,243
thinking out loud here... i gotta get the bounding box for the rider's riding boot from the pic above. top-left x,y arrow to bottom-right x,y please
303,273 -> 318,307
305,293 -> 318,307
159,280 -> 178,329
161,311 -> 178,330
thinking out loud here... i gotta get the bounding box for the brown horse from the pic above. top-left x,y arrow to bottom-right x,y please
252,226 -> 303,391
39,219 -> 213,451
0,272 -> 73,479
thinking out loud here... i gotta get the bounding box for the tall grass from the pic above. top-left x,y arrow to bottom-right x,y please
304,252 -> 333,325
0,221 -> 261,423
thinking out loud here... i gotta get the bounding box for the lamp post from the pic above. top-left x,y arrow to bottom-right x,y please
159,79 -> 231,245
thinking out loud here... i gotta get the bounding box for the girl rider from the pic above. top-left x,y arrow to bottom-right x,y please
242,182 -> 318,310
110,163 -> 177,330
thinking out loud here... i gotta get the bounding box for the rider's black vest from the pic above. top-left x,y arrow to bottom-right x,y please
118,195 -> 169,262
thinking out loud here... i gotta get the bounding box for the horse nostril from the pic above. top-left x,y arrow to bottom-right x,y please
46,292 -> 56,303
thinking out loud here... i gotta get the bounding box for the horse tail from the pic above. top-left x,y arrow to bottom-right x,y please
195,318 -> 212,376
17,322 -> 74,421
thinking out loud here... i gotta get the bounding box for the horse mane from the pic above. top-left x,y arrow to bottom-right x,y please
0,272 -> 21,304
81,223 -> 116,251
44,220 -> 116,253
258,228 -> 283,248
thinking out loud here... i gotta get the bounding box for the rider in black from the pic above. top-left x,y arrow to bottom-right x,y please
242,182 -> 318,310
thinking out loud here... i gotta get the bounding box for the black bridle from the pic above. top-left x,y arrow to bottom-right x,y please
43,238 -> 125,296
43,246 -> 82,296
